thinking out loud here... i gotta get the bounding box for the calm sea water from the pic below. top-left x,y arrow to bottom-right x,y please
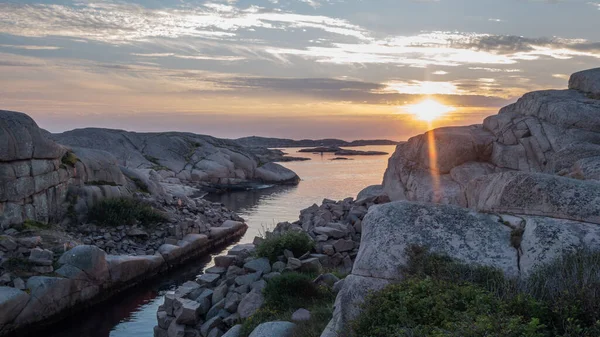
41,145 -> 395,337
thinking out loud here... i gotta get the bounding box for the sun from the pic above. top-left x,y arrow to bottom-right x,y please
405,99 -> 456,122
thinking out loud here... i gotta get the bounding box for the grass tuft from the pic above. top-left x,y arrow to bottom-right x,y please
255,231 -> 314,263
87,197 -> 166,227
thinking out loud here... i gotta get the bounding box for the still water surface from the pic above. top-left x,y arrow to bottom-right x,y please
43,145 -> 395,337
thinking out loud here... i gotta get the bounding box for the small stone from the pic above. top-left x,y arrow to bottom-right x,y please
300,258 -> 322,273
224,292 -> 241,313
286,258 -> 301,270
234,272 -> 262,286
212,283 -> 228,304
291,308 -> 311,322
237,289 -> 264,318
251,279 -> 267,292
248,321 -> 296,337
198,273 -> 221,286
262,272 -> 281,281
333,239 -> 354,253
271,261 -> 286,273
200,316 -> 222,337
206,266 -> 227,275
214,255 -> 236,268
12,277 -> 25,290
28,247 -> 54,266
243,258 -> 271,274
283,249 -> 294,259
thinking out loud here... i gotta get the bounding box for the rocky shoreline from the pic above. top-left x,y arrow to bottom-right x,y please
0,110 -> 304,336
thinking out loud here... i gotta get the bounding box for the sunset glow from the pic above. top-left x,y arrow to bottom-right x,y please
405,99 -> 456,122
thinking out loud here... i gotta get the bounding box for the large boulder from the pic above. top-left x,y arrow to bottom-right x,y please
353,201 -> 518,279
569,67 -> 600,96
57,245 -> 110,283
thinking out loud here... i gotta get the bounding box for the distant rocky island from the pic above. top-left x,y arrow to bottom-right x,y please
298,146 -> 389,156
234,136 -> 398,148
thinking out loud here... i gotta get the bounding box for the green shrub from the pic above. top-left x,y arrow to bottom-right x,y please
87,197 -> 166,227
352,278 -> 547,337
264,272 -> 332,310
403,245 -> 513,297
255,231 -> 314,263
61,151 -> 78,167
524,250 -> 600,334
241,272 -> 335,337
353,247 -> 600,337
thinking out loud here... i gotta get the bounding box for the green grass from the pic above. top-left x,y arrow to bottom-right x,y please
241,272 -> 335,337
87,197 -> 167,227
255,231 -> 315,263
352,246 -> 600,337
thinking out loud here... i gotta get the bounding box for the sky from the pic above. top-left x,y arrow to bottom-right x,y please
0,0 -> 599,140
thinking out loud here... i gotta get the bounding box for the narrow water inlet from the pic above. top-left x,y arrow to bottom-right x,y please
19,243 -> 237,337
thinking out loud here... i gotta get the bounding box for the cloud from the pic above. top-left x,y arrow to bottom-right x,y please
0,2 -> 368,44
0,44 -> 61,50
266,31 -> 600,68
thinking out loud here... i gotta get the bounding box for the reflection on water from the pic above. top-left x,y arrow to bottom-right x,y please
36,145 -> 396,337
42,250 -> 222,337
207,145 -> 396,242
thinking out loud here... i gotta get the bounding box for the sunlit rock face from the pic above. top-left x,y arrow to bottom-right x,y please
324,68 -> 600,337
383,67 -> 600,206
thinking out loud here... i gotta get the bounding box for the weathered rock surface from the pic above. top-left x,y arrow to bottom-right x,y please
52,128 -> 300,188
248,321 -> 296,337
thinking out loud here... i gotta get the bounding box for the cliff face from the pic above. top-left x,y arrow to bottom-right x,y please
323,68 -> 600,337
0,111 -> 130,229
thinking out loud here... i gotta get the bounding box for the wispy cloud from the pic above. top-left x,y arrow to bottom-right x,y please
0,44 -> 61,50
0,2 -> 368,44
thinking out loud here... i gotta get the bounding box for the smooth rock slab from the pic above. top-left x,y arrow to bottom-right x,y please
466,172 -> 600,225
520,216 -> 600,275
249,321 -> 296,337
354,201 -> 519,279
0,286 -> 30,327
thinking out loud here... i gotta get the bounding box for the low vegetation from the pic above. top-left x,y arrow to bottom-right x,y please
87,197 -> 166,227
241,272 -> 336,337
61,151 -> 78,167
22,219 -> 51,230
255,231 -> 315,263
352,246 -> 600,337
131,177 -> 150,193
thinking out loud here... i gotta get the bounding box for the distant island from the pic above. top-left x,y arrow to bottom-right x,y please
235,136 -> 399,148
298,146 -> 389,156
